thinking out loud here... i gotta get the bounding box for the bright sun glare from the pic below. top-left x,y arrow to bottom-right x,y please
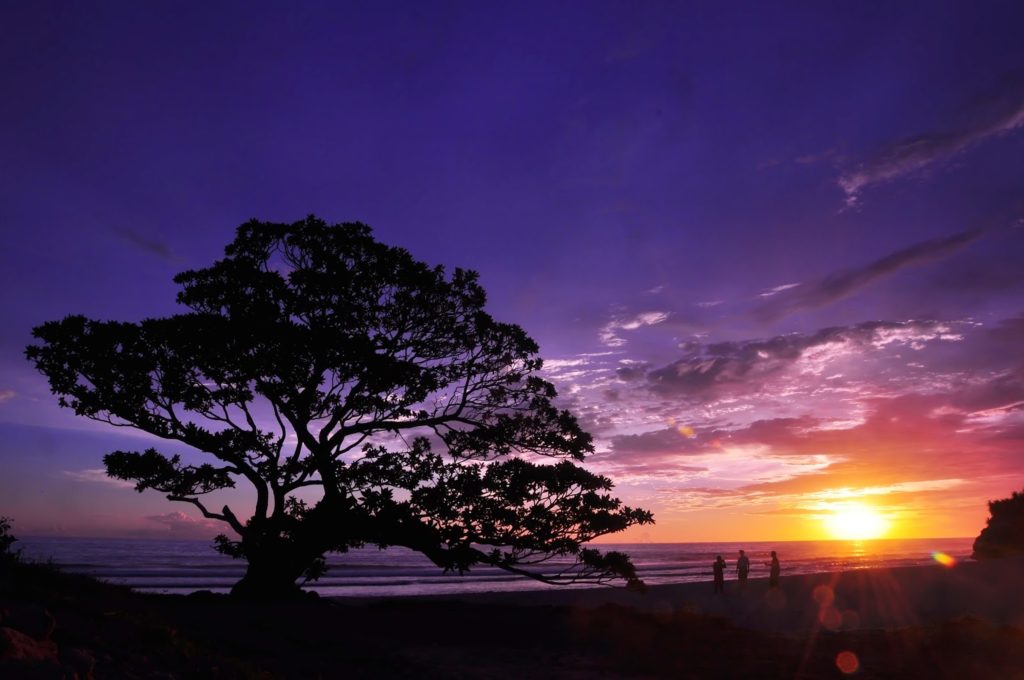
823,503 -> 890,540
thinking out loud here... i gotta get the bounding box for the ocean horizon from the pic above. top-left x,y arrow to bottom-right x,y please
16,535 -> 975,598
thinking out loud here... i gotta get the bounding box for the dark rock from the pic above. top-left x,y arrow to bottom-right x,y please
973,488 -> 1024,559
0,659 -> 75,679
60,646 -> 96,680
0,626 -> 59,661
186,589 -> 219,602
5,606 -> 56,641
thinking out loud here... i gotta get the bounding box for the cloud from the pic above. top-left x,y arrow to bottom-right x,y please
649,388 -> 1020,513
557,309 -> 1024,530
989,313 -> 1024,344
754,229 -> 984,321
950,368 -> 1024,414
659,477 -> 968,514
610,426 -> 708,456
599,310 -> 669,347
644,320 -> 958,399
838,80 -> 1024,207
144,511 -> 221,538
758,282 -> 801,298
62,468 -> 135,489
733,393 -> 1016,488
549,305 -> 1024,536
112,227 -> 176,261
615,360 -> 651,382
0,389 -> 14,404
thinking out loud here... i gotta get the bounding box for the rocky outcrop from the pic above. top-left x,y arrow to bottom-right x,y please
4,605 -> 56,641
973,489 -> 1024,559
0,625 -> 58,661
0,605 -> 92,680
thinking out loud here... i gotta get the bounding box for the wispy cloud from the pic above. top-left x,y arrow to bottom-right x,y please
754,229 -> 984,322
112,227 -> 176,262
63,468 -> 135,489
0,389 -> 15,404
758,282 -> 801,298
838,81 -> 1024,207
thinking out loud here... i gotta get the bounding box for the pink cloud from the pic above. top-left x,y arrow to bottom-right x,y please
144,511 -> 222,539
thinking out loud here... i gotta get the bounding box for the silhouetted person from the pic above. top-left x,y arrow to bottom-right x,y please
736,549 -> 750,589
767,550 -> 780,588
712,555 -> 726,594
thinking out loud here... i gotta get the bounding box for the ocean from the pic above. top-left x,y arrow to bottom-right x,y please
17,536 -> 974,598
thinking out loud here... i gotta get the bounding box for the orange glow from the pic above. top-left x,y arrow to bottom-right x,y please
931,551 -> 956,567
823,502 -> 890,540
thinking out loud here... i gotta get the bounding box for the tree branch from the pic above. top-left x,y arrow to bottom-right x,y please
167,495 -> 245,535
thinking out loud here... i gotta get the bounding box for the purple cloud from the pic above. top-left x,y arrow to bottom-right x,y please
838,79 -> 1024,206
643,320 -> 956,399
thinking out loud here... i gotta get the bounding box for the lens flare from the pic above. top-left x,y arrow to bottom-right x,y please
812,584 -> 834,606
836,650 -> 859,674
931,551 -> 956,567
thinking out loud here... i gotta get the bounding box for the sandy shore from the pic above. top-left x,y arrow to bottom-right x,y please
335,557 -> 1024,634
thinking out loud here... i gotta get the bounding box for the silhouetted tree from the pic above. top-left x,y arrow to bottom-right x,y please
973,488 -> 1024,559
27,217 -> 653,598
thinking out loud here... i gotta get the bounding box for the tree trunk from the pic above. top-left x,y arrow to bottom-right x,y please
229,497 -> 352,599
230,556 -> 307,600
229,529 -> 317,600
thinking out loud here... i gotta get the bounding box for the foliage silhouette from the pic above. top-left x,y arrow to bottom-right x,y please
0,516 -> 20,562
27,217 -> 653,598
973,488 -> 1024,559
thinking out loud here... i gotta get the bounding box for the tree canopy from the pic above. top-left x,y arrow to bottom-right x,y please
27,217 -> 653,597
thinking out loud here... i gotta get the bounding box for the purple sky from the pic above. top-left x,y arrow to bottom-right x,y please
2,2 -> 1023,542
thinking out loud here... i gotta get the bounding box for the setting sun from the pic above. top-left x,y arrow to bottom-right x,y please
823,503 -> 890,540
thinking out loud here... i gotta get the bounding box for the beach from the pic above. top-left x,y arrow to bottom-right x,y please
5,554 -> 1024,678
396,556 -> 1024,634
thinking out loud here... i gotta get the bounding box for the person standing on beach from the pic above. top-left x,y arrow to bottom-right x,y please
712,555 -> 726,594
767,550 -> 780,588
736,550 -> 750,589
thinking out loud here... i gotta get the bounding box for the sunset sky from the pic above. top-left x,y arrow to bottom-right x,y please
2,2 -> 1023,543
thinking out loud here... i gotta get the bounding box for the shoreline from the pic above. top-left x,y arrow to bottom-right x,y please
332,557 -> 1024,634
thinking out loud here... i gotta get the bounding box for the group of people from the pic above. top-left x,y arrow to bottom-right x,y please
712,550 -> 780,593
